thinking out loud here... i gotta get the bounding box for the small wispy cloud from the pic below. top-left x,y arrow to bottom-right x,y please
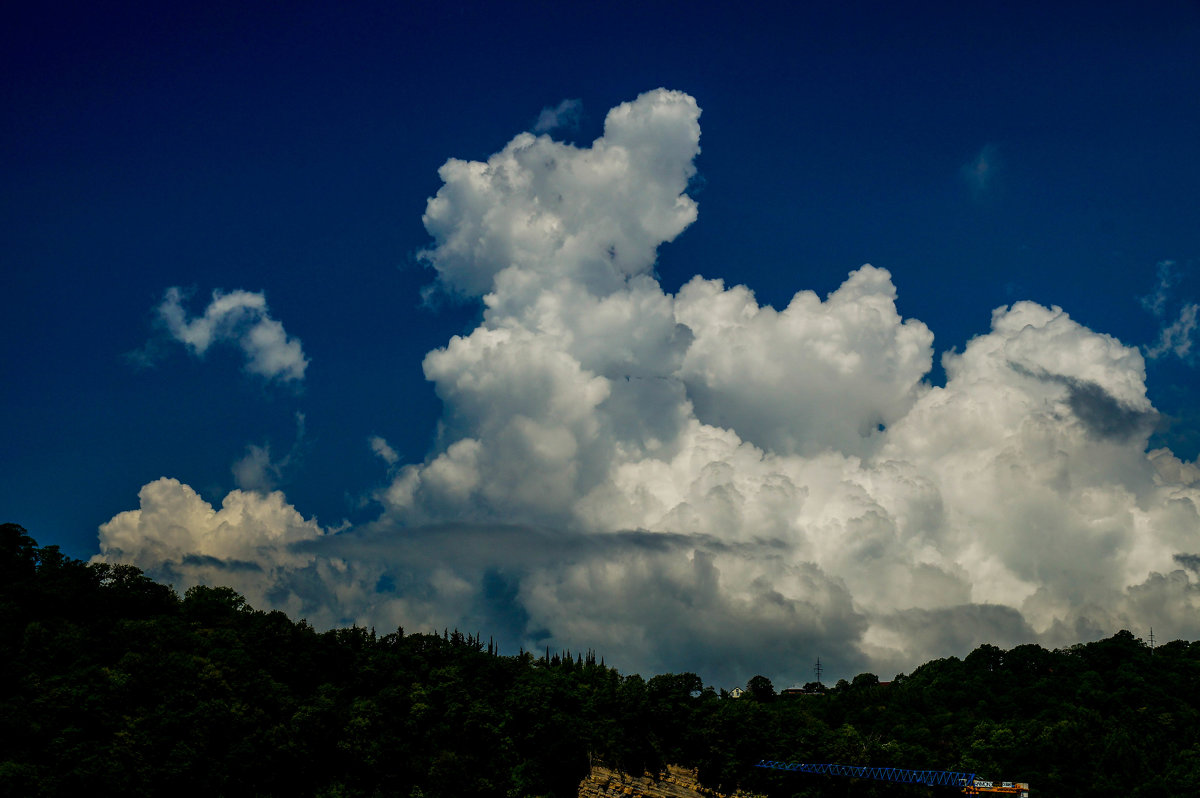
151,287 -> 309,381
232,412 -> 308,492
532,98 -> 582,134
369,435 -> 400,466
1141,260 -> 1177,318
961,144 -> 999,195
1146,303 -> 1199,360
1141,260 -> 1199,362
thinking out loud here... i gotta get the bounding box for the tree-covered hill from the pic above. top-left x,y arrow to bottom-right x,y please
3,523 -> 1198,797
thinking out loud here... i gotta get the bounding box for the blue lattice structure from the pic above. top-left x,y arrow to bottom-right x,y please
755,760 -> 1029,796
756,760 -> 975,787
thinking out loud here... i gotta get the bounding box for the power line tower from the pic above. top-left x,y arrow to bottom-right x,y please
814,657 -> 824,686
1149,627 -> 1156,655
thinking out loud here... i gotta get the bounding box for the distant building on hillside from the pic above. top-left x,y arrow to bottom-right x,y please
781,684 -> 826,696
728,686 -> 744,698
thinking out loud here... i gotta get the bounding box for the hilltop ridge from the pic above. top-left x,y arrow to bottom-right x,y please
4,522 -> 1200,797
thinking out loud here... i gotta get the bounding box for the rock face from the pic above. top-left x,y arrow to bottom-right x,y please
577,764 -> 762,798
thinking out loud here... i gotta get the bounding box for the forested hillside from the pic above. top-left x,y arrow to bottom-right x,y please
3,523 -> 1198,797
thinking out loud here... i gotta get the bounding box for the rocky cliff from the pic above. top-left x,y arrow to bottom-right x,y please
577,764 -> 763,798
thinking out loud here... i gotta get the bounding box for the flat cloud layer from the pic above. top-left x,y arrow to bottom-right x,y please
97,89 -> 1200,686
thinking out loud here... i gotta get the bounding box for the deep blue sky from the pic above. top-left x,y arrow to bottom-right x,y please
4,0 -> 1200,560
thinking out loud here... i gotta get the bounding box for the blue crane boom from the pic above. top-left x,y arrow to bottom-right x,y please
756,760 -> 975,787
755,760 -> 1029,796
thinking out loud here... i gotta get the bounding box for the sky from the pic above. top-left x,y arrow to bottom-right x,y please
4,0 -> 1200,687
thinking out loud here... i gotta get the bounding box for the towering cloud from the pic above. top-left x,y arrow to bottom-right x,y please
98,90 -> 1200,686
418,89 -> 700,299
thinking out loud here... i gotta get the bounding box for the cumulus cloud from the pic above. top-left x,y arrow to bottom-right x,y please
100,90 -> 1200,687
418,88 -> 699,298
95,478 -> 330,617
676,265 -> 933,456
154,287 -> 308,381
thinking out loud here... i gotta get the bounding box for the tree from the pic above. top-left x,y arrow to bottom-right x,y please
0,523 -> 38,584
851,672 -> 879,689
182,584 -> 249,624
746,675 -> 775,702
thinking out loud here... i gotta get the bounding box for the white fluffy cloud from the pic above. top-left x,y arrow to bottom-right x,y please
156,287 -> 308,381
418,88 -> 699,298
97,478 -> 324,617
100,89 -> 1200,687
676,265 -> 933,457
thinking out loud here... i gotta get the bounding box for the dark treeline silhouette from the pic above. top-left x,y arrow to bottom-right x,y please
3,523 -> 1198,797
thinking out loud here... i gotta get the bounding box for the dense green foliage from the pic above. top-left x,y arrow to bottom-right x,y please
715,635 -> 1200,798
4,523 -> 1199,797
